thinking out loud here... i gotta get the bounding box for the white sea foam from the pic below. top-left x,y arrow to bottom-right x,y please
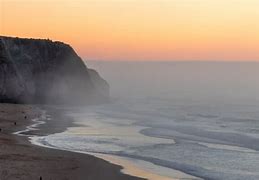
13,110 -> 49,136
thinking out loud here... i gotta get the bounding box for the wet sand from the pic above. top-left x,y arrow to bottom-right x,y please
0,103 -> 145,180
89,153 -> 177,180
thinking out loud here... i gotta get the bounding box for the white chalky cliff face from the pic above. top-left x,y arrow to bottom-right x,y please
0,36 -> 109,104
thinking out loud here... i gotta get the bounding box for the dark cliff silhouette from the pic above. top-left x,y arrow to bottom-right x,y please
0,36 -> 109,105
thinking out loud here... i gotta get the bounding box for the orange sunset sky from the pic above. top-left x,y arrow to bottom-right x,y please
0,0 -> 259,61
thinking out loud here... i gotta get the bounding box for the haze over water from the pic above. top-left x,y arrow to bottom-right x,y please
32,61 -> 259,180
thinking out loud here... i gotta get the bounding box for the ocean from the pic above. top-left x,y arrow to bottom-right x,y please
32,61 -> 259,180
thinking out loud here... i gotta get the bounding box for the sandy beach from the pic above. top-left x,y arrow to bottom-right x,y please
0,103 -> 146,180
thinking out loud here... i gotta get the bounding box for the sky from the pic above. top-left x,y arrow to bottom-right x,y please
0,0 -> 259,61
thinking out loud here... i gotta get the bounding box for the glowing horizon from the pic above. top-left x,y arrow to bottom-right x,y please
1,0 -> 259,61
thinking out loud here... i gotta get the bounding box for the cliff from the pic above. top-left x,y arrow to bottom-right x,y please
0,36 -> 109,104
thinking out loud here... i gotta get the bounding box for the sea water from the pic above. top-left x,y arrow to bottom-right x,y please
32,62 -> 259,180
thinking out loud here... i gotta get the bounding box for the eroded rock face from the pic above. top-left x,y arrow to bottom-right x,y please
0,36 -> 109,104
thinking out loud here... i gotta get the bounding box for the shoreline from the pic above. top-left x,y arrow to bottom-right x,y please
0,103 -> 144,180
27,105 -> 198,180
89,153 -> 174,180
30,135 -> 179,180
26,105 -> 179,180
30,136 -> 177,180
